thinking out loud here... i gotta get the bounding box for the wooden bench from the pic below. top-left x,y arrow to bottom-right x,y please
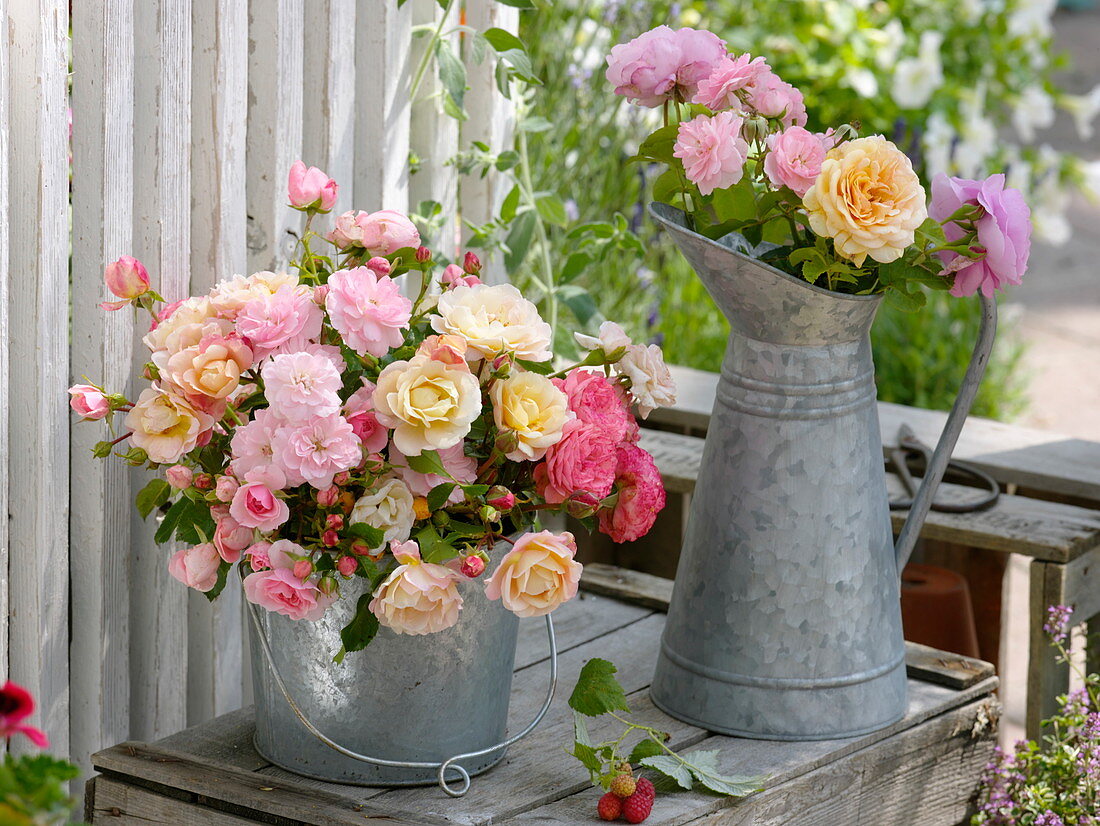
634,364 -> 1100,739
85,583 -> 999,825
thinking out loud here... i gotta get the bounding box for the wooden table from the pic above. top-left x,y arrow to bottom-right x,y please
639,364 -> 1100,739
85,586 -> 999,826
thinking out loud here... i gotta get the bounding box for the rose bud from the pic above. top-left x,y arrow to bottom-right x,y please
479,505 -> 500,523
566,492 -> 599,520
365,256 -> 392,277
318,575 -> 339,595
486,487 -> 516,512
415,245 -> 432,263
103,255 -> 151,300
165,464 -> 193,490
287,159 -> 338,211
363,452 -> 386,474
350,540 -> 372,557
333,471 -> 351,486
215,475 -> 240,503
316,485 -> 340,507
193,473 -> 213,490
69,384 -> 110,420
292,559 -> 313,580
460,555 -> 486,579
313,284 -> 329,304
322,529 -> 340,548
337,555 -> 358,577
325,513 -> 344,530
463,251 -> 481,274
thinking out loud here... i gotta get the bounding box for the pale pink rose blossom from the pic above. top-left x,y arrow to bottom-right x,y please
247,541 -> 273,571
236,285 -> 324,361
101,255 -> 150,309
271,414 -> 361,489
763,126 -> 830,197
534,421 -> 619,505
553,369 -> 635,444
366,256 -> 392,277
673,112 -> 750,196
165,464 -> 193,490
325,267 -> 412,357
747,71 -> 807,127
574,320 -> 632,357
230,409 -> 286,486
342,382 -> 390,454
485,531 -> 582,618
303,342 -> 345,374
415,334 -> 468,366
229,482 -> 290,531
441,264 -> 480,288
692,53 -> 769,110
605,26 -> 726,107
168,543 -> 222,592
69,384 -> 111,419
598,444 -> 666,543
369,540 -> 463,635
215,475 -> 240,502
389,442 -> 477,504
243,568 -> 336,621
287,160 -> 338,211
618,343 -> 677,418
213,513 -> 253,563
327,210 -> 420,255
261,351 -> 343,424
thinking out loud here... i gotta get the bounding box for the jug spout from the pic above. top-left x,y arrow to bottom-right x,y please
893,294 -> 998,576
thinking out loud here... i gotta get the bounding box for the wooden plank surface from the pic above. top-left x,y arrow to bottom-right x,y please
69,0 -> 137,776
653,364 -> 1100,505
579,563 -> 996,690
0,0 -> 8,696
638,428 -> 1100,563
89,777 -> 257,825
6,0 -> 72,755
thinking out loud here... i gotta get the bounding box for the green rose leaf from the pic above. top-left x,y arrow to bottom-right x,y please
347,522 -> 385,549
568,658 -> 631,717
406,449 -> 451,478
203,561 -> 232,602
337,594 -> 380,661
136,478 -> 171,519
426,482 -> 457,512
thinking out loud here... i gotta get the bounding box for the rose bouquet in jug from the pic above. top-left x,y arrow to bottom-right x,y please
608,26 -> 1032,306
69,162 -> 674,656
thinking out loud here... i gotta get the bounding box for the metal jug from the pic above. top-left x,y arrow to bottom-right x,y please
648,203 -> 996,740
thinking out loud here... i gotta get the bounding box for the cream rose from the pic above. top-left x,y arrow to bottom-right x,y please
431,283 -> 552,362
350,476 -> 416,548
369,541 -> 463,635
125,384 -> 215,464
618,343 -> 677,419
143,296 -> 218,353
491,371 -> 572,462
802,136 -> 928,266
209,270 -> 302,318
484,530 -> 582,618
372,354 -> 481,456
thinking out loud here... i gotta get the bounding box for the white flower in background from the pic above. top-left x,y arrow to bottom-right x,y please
953,89 -> 998,178
1083,160 -> 1100,203
1030,144 -> 1072,244
1008,0 -> 1057,39
922,112 -> 956,180
871,20 -> 906,71
958,0 -> 985,24
1013,85 -> 1056,142
892,32 -> 944,110
845,67 -> 878,99
572,18 -> 609,74
1004,151 -> 1033,200
1061,85 -> 1100,141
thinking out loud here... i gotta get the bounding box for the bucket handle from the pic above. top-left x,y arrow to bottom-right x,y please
893,292 -> 998,576
246,598 -> 558,798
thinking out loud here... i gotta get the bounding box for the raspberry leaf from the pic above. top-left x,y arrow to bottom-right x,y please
639,755 -> 693,790
682,750 -> 765,797
568,658 -> 631,717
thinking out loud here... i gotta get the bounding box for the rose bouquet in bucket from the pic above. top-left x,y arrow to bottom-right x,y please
604,26 -> 1033,740
68,161 -> 675,790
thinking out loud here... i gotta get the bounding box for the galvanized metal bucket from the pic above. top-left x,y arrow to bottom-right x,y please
247,574 -> 557,795
648,203 -> 996,740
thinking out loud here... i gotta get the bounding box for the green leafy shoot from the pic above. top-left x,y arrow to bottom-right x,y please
568,658 -> 631,717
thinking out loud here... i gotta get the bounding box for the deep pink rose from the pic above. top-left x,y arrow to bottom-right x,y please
229,481 -> 289,531
168,543 -> 222,592
68,384 -> 110,419
243,568 -> 336,621
535,421 -> 619,505
929,173 -> 1032,298
673,112 -> 750,196
553,369 -> 635,444
287,160 -> 338,211
763,126 -> 829,197
598,444 -> 666,543
605,26 -> 726,108
343,382 -> 390,454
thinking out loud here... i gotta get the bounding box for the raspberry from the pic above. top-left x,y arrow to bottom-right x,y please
597,792 -> 622,821
609,773 -> 637,798
622,778 -> 655,824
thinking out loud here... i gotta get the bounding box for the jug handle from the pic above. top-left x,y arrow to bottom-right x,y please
894,293 -> 998,577
246,597 -> 558,798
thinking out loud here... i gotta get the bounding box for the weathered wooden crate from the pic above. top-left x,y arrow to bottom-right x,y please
85,585 -> 999,825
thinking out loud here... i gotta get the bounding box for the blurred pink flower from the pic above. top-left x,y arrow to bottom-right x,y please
606,25 -> 726,107
0,681 -> 49,748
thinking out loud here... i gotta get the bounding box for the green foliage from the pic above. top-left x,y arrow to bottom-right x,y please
567,658 -> 764,796
153,497 -> 216,546
0,754 -> 82,825
336,594 -> 380,664
135,478 -> 171,519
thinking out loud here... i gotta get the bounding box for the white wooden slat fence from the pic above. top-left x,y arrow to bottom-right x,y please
1,0 -> 515,780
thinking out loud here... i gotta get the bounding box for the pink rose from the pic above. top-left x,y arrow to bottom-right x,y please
325,267 -> 412,357
534,421 -> 619,505
236,285 -> 324,361
415,334 -> 468,366
247,540 -> 273,571
485,530 -> 582,618
213,513 -> 253,563
165,464 -> 193,490
441,263 -> 480,288
673,112 -> 750,196
168,543 -> 222,592
389,441 -> 476,504
459,555 -> 486,579
929,173 -> 1032,298
229,482 -> 290,531
554,369 -> 635,444
244,568 -> 336,621
692,53 -> 769,110
68,384 -> 110,419
366,256 -> 391,277
605,26 -> 726,108
271,414 -> 361,489
327,209 -> 420,255
103,255 -> 150,301
215,475 -> 240,502
342,382 -> 390,454
598,444 -> 666,543
230,408 -> 285,487
763,126 -> 829,197
746,71 -> 807,127
287,160 -> 338,211
261,351 -> 343,424
370,540 -> 463,635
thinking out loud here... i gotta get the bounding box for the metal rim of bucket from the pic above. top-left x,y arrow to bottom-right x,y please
245,592 -> 558,798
